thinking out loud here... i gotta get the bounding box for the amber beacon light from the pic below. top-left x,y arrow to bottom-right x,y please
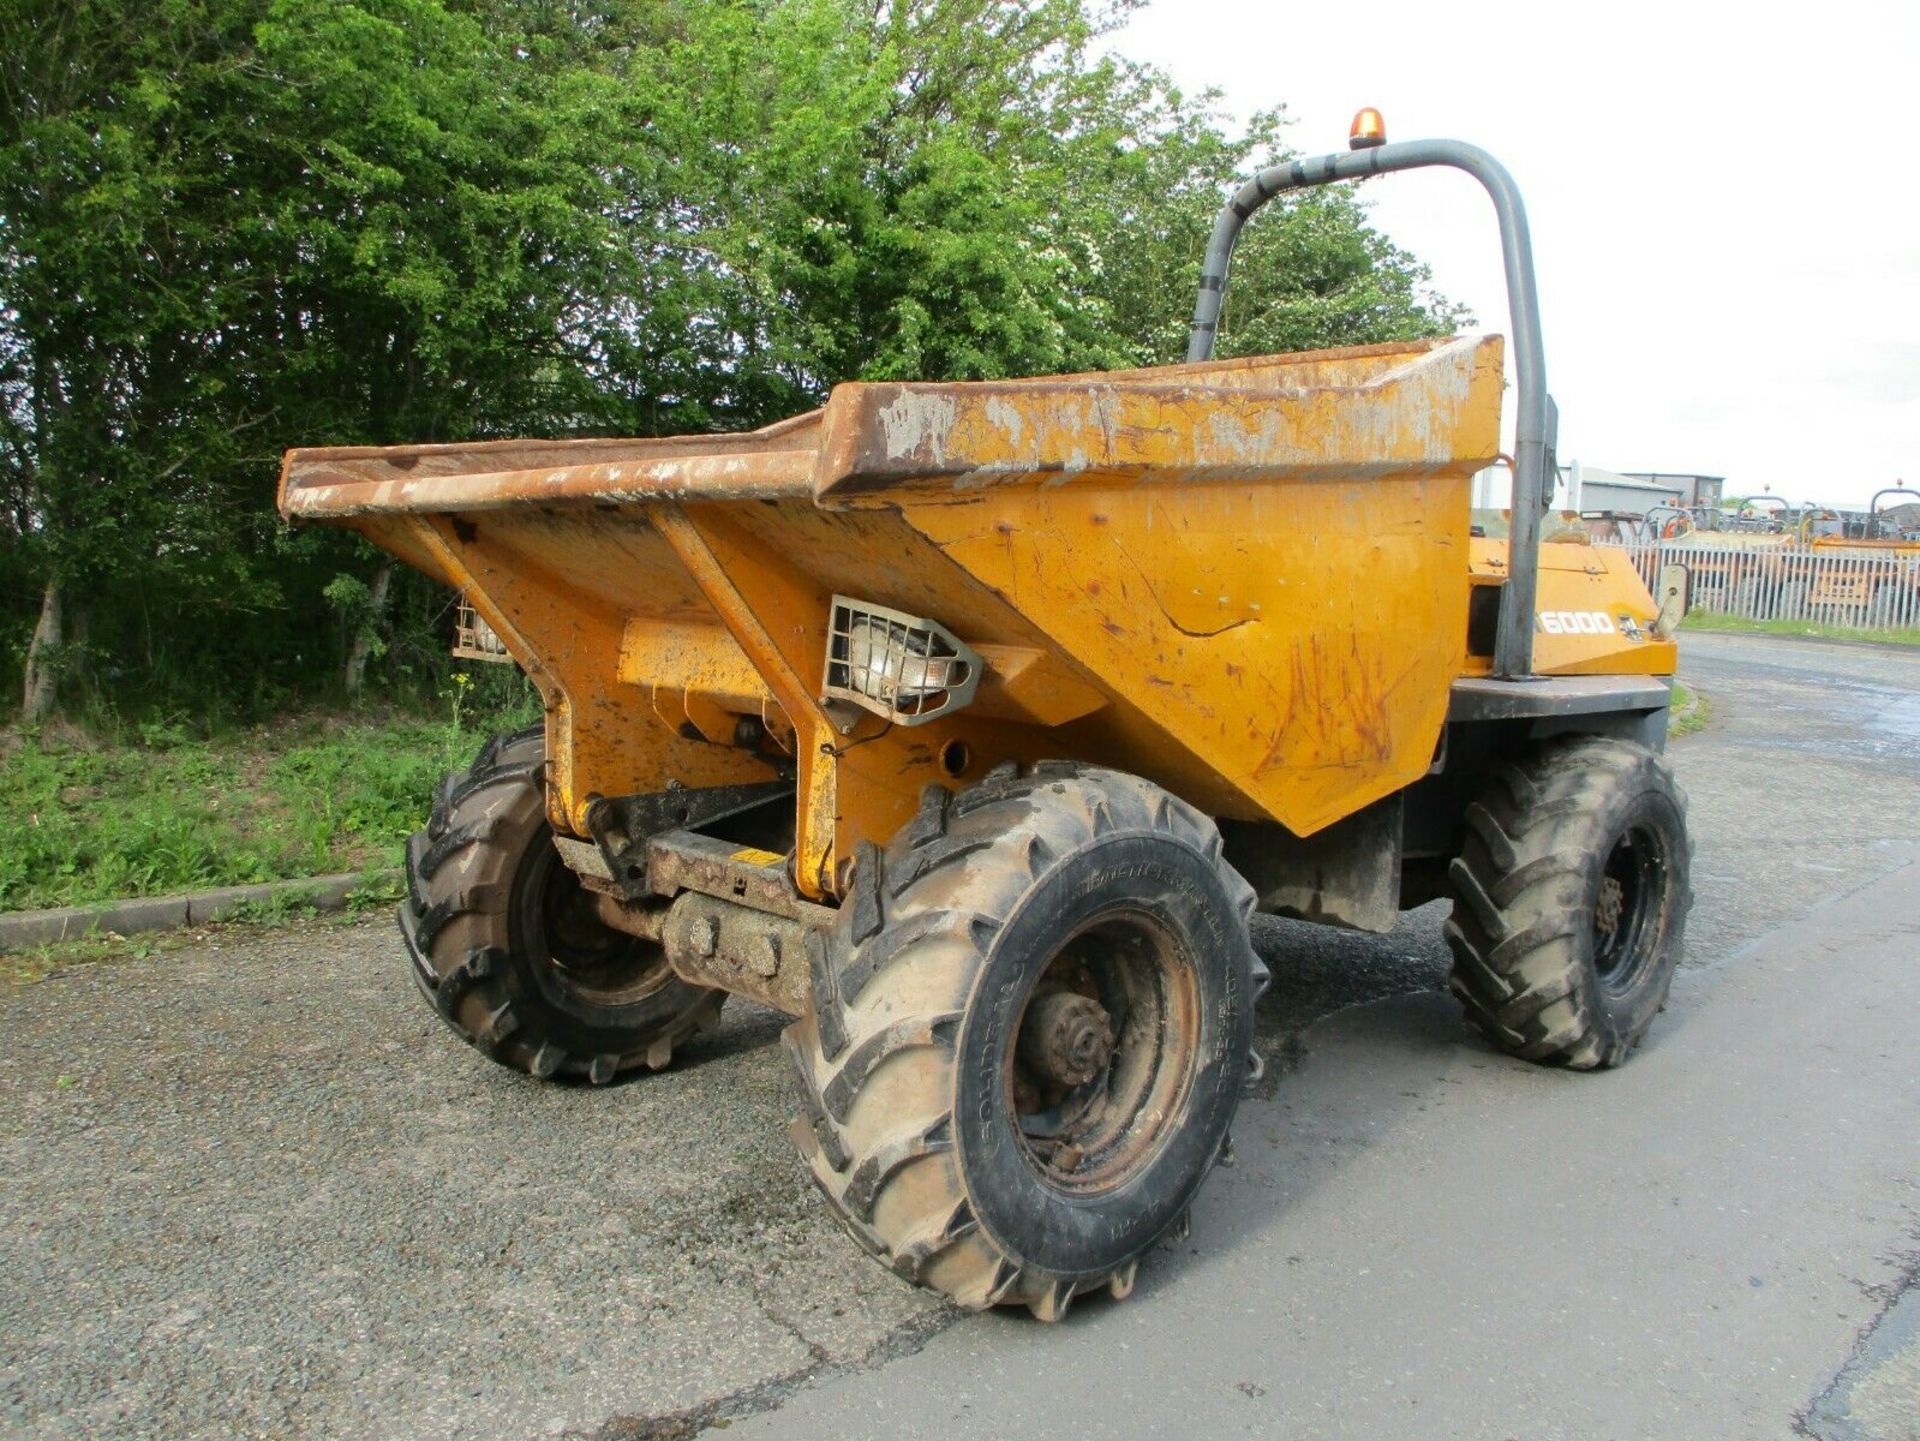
1348,107 -> 1387,149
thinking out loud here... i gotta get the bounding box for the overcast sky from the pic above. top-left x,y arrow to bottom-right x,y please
1112,0 -> 1920,507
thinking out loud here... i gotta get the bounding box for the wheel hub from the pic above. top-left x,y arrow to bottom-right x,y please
1017,990 -> 1115,1089
519,835 -> 673,1005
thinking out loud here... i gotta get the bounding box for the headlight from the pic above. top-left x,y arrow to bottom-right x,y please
823,596 -> 981,724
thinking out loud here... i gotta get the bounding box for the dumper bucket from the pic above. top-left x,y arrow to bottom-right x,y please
280,334 -> 1503,898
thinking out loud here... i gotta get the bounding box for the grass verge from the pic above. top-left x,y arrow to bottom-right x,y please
1,690 -> 533,915
1670,682 -> 1708,739
1680,611 -> 1920,647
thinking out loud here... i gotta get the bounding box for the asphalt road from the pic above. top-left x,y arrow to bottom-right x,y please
2,631 -> 1917,1440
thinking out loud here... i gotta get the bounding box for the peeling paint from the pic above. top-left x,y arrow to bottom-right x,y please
876,390 -> 959,469
982,396 -> 1027,450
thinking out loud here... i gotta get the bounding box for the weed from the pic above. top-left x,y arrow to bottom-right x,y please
0,927 -> 175,986
221,886 -> 324,927
345,867 -> 406,913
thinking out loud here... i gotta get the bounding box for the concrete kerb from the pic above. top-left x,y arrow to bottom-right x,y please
0,870 -> 402,952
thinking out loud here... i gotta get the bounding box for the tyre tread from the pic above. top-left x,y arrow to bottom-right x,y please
401,726 -> 721,1084
785,762 -> 1257,1318
1443,736 -> 1690,1070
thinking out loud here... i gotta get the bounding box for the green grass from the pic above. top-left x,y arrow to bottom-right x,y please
1669,682 -> 1708,739
1680,611 -> 1920,647
0,688 -> 536,914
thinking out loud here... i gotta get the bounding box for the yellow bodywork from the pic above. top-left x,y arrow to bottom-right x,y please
279,335 -> 1673,900
1810,534 -> 1920,560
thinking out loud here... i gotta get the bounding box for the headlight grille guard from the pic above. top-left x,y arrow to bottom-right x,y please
822,595 -> 982,726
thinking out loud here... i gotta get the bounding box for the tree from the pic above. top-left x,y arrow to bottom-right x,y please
595,0 -> 1461,416
1,0 -> 659,717
0,0 -> 1463,725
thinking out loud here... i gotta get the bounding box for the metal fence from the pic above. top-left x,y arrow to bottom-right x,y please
1615,543 -> 1920,631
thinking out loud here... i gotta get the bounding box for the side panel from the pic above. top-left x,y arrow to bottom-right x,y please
1464,539 -> 1678,676
662,500 -> 1325,890
900,473 -> 1474,837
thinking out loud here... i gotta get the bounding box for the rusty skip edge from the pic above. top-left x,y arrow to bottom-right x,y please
275,336 -> 1492,519
276,448 -> 821,518
276,405 -> 827,517
813,337 -> 1496,498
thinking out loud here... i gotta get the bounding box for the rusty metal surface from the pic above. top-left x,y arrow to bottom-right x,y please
585,829 -> 831,1014
813,337 -> 1497,499
278,409 -> 823,515
641,829 -> 832,929
1016,991 -> 1115,1090
1008,909 -> 1200,1195
283,449 -> 818,515
651,891 -> 819,1017
553,834 -> 615,887
584,782 -> 795,902
279,340 -> 1496,522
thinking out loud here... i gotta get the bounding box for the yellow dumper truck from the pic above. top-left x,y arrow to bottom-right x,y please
280,116 -> 1690,1320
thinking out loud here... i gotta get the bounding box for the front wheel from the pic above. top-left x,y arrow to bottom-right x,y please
785,764 -> 1262,1321
400,725 -> 724,1083
1444,735 -> 1691,1069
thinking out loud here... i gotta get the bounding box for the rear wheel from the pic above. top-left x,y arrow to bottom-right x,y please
401,725 -> 723,1083
785,764 -> 1262,1320
1444,736 -> 1690,1069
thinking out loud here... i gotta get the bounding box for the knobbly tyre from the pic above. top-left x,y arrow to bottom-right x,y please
278,111 -> 1692,1321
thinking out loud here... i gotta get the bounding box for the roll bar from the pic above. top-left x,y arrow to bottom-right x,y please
1645,504 -> 1693,540
1187,137 -> 1555,680
1868,485 -> 1920,539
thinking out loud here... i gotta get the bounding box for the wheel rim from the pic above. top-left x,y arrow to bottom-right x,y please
1593,825 -> 1664,994
1006,906 -> 1201,1196
513,840 -> 675,1008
